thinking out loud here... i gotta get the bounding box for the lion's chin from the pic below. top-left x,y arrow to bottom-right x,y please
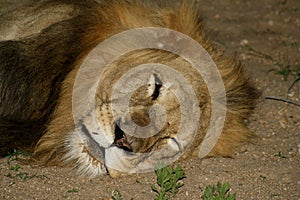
107,168 -> 129,178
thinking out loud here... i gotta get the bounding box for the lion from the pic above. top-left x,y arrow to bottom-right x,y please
0,0 -> 259,177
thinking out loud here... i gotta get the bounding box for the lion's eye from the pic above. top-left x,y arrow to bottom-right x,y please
149,73 -> 162,100
151,82 -> 162,100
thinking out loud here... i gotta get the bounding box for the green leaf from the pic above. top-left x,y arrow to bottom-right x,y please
151,185 -> 159,194
152,164 -> 186,200
203,182 -> 236,200
164,181 -> 173,192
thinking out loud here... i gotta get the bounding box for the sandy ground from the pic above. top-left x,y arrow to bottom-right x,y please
0,0 -> 299,199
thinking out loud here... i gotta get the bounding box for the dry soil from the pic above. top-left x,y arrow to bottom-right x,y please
0,0 -> 299,199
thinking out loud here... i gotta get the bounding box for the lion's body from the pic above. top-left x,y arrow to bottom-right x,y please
0,0 -> 258,177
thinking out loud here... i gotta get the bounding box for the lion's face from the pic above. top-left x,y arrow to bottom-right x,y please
96,54 -> 180,153
83,49 -> 210,177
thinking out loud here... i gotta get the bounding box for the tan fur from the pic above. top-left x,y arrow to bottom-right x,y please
1,0 -> 258,177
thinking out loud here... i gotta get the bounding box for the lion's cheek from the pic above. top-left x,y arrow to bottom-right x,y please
104,147 -> 132,178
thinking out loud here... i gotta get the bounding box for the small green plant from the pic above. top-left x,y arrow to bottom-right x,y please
203,182 -> 236,200
271,193 -> 280,198
260,175 -> 267,180
135,179 -> 141,184
111,189 -> 123,200
15,172 -> 31,180
4,149 -> 47,182
277,0 -> 287,6
274,151 -> 287,158
151,164 -> 185,200
10,163 -> 21,171
67,188 -> 79,193
291,42 -> 299,47
6,149 -> 29,166
244,44 -> 299,81
275,65 -> 300,81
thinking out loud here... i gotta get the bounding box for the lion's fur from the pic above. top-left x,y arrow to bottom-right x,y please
0,0 -> 259,176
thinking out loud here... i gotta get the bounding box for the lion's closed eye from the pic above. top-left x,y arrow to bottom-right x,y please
147,73 -> 163,100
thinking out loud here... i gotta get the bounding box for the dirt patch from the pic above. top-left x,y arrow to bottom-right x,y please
0,0 -> 299,199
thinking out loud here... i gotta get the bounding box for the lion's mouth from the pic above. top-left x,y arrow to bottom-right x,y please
113,123 -> 133,152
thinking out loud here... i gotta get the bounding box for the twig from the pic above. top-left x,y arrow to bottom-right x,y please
288,76 -> 300,94
245,45 -> 274,62
265,96 -> 300,106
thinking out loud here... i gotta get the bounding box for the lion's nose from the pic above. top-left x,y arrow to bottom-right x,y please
113,123 -> 133,152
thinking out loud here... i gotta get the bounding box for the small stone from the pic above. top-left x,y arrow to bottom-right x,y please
268,20 -> 274,26
240,39 -> 249,46
214,14 -> 220,19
